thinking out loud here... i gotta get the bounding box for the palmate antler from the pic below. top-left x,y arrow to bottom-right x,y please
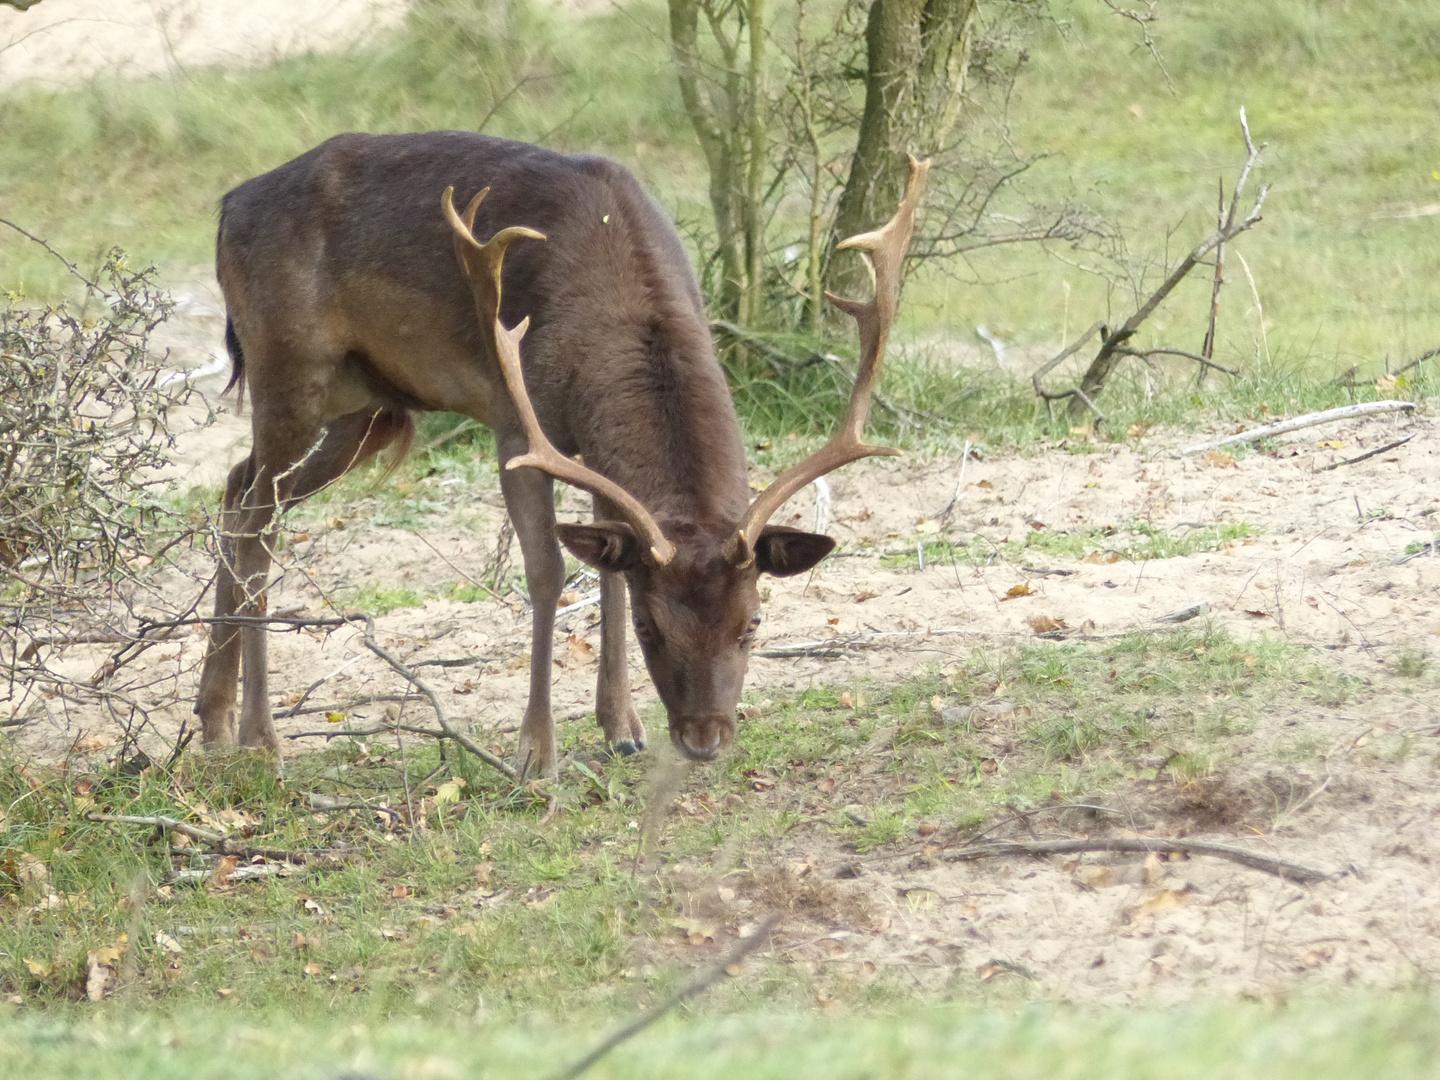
727,156 -> 930,566
442,186 -> 677,566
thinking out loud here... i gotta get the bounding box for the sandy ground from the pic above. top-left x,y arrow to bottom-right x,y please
0,0 -> 407,89
15,295 -> 1440,1003
5,1 -> 1440,1007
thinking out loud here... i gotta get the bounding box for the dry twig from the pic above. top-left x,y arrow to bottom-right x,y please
942,836 -> 1332,884
1033,109 -> 1267,422
84,811 -> 315,864
1177,401 -> 1415,456
544,914 -> 781,1080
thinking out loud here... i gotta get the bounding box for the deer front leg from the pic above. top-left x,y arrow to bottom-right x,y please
499,450 -> 563,778
593,497 -> 644,755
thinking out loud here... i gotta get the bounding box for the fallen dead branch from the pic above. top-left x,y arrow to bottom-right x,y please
84,811 -> 316,864
354,614 -> 520,784
1316,433 -> 1416,472
544,913 -> 782,1080
1033,108 -> 1267,423
1177,400 -> 1416,456
167,864 -> 298,885
942,836 -> 1332,884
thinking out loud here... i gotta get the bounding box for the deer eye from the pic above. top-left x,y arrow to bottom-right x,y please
633,616 -> 660,648
740,613 -> 761,644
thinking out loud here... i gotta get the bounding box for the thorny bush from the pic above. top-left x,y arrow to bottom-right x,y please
0,245 -> 213,731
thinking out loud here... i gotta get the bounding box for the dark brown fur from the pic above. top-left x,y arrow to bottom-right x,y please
196,132 -> 834,769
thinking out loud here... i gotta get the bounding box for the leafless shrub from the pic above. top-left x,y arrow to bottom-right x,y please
0,227 -> 216,742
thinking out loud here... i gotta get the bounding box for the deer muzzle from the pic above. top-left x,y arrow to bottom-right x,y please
670,714 -> 735,762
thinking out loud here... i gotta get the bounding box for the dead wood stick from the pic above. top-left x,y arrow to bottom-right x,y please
408,530 -> 508,604
356,616 -> 519,783
1391,345 -> 1440,380
1317,433 -> 1416,472
1177,401 -> 1416,456
942,837 -> 1332,884
1116,345 -> 1239,376
545,914 -> 782,1080
758,627 -> 988,658
84,812 -> 311,864
282,694 -> 422,722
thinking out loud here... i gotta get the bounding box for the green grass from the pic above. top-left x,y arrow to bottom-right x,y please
2,0 -> 1437,451
6,996 -> 1440,1079
0,626 -> 1350,1020
950,0 -> 1440,374
879,520 -> 1259,571
345,585 -> 428,615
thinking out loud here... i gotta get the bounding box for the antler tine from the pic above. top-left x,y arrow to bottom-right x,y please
729,156 -> 930,566
441,187 -> 677,567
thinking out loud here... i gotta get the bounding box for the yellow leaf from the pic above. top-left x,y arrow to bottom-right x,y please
435,777 -> 466,805
23,958 -> 52,978
326,712 -> 345,724
1317,440 -> 1345,450
914,518 -> 941,535
1003,582 -> 1034,599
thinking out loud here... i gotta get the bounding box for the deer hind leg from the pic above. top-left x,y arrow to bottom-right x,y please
593,496 -> 645,756
498,441 -> 563,778
195,458 -> 255,745
200,406 -> 412,754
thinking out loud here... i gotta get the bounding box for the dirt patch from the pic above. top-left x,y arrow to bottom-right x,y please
0,0 -> 406,90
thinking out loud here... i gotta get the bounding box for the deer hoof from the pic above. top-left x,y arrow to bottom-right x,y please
610,739 -> 641,758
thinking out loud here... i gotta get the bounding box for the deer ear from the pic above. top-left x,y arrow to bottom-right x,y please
556,522 -> 643,573
753,525 -> 836,578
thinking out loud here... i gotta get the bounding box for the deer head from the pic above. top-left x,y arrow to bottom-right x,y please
443,157 -> 929,761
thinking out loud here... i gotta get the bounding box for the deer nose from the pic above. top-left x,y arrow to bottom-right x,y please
672,716 -> 733,762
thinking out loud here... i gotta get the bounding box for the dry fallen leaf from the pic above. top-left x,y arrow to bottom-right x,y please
1136,888 -> 1191,917
208,855 -> 239,889
1075,864 -> 1116,889
153,931 -> 183,955
472,863 -> 493,888
22,958 -> 52,979
303,962 -> 324,977
1202,450 -> 1237,469
1002,582 -> 1034,600
566,633 -> 596,663
1026,614 -> 1068,635
914,518 -> 941,535
916,821 -> 938,837
978,758 -> 998,775
85,962 -> 109,1002
816,777 -> 836,794
1082,550 -> 1121,564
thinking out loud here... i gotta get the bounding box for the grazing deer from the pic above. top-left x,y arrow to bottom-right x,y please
196,131 -> 927,775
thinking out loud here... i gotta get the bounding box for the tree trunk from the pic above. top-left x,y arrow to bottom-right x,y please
830,0 -> 977,295
668,0 -> 767,330
669,0 -> 747,321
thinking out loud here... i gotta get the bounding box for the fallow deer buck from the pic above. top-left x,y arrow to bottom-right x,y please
196,131 -> 927,776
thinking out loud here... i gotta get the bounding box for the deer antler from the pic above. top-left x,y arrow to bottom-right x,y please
442,187 -> 677,566
728,156 -> 930,566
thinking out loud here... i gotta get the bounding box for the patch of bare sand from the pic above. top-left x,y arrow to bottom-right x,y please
0,0 -> 406,89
